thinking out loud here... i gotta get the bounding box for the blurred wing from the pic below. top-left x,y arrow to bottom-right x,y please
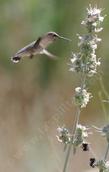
15,41 -> 36,57
11,38 -> 42,63
42,49 -> 57,59
33,37 -> 42,48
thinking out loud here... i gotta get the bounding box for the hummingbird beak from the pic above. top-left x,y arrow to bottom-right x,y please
58,35 -> 72,42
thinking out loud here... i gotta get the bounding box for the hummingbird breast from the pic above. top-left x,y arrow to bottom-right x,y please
39,36 -> 54,49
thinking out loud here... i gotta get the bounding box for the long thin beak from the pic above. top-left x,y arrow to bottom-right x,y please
58,35 -> 72,42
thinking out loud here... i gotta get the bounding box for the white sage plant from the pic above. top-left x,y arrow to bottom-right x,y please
56,5 -> 107,172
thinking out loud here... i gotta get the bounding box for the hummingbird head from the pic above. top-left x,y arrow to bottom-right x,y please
46,32 -> 60,41
47,32 -> 72,42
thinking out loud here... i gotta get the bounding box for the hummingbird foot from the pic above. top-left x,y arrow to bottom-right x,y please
11,56 -> 21,63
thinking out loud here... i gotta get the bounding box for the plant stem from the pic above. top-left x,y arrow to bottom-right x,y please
63,107 -> 81,172
98,75 -> 109,99
98,91 -> 107,121
63,72 -> 86,172
104,143 -> 109,161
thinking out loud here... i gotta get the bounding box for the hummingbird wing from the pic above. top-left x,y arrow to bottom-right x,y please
14,37 -> 42,57
33,37 -> 42,48
11,41 -> 36,63
42,49 -> 57,59
15,41 -> 36,57
11,38 -> 42,63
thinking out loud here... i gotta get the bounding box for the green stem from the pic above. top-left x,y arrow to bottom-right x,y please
98,91 -> 107,121
63,108 -> 81,172
104,143 -> 109,161
63,72 -> 86,172
98,75 -> 109,99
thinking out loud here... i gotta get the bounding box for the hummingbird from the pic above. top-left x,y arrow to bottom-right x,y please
11,31 -> 71,63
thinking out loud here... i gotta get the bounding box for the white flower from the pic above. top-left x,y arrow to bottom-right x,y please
73,124 -> 90,148
81,20 -> 86,25
105,161 -> 109,169
96,160 -> 109,172
99,16 -> 104,22
95,27 -> 103,33
91,43 -> 97,50
69,53 -> 82,72
77,124 -> 89,138
81,5 -> 104,33
74,87 -> 92,108
57,127 -> 71,144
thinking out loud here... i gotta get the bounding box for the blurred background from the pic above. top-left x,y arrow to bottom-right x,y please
0,0 -> 109,172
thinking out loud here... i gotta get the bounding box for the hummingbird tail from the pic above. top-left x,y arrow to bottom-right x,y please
11,56 -> 21,63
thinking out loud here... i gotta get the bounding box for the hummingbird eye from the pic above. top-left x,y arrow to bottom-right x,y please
53,34 -> 58,38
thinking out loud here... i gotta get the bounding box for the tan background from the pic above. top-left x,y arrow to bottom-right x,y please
0,0 -> 109,171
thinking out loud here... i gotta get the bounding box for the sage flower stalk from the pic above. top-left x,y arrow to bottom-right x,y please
69,5 -> 105,77
56,5 -> 105,172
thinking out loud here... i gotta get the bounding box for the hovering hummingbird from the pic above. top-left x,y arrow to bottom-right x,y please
11,31 -> 71,63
